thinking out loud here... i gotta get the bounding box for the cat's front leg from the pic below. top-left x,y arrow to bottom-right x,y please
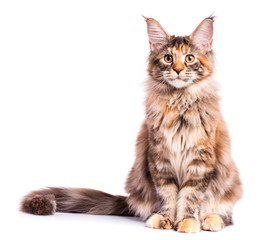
175,157 -> 215,233
146,156 -> 178,229
146,181 -> 178,229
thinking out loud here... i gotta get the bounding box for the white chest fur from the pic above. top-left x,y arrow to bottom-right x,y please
160,112 -> 205,185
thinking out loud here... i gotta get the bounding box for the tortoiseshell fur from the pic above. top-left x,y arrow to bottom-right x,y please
21,17 -> 242,233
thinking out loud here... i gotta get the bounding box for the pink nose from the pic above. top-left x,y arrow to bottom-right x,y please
174,67 -> 183,74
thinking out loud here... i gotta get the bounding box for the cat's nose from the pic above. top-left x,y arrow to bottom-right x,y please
173,67 -> 183,74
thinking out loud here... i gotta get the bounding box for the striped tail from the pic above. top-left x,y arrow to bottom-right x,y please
20,187 -> 134,216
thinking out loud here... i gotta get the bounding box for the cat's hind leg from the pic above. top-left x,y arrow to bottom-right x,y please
200,165 -> 242,231
200,192 -> 235,232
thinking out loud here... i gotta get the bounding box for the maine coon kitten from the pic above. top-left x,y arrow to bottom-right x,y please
21,16 -> 242,233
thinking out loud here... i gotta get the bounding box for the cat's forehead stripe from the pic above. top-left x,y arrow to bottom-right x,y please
181,44 -> 189,54
170,44 -> 190,57
169,37 -> 190,55
174,36 -> 183,47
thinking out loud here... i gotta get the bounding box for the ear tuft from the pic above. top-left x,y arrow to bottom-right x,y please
143,17 -> 170,51
190,17 -> 214,53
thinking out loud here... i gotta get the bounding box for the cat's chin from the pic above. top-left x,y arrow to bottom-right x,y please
167,79 -> 192,89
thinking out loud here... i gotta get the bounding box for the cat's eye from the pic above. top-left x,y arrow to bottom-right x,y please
185,54 -> 195,63
164,55 -> 173,63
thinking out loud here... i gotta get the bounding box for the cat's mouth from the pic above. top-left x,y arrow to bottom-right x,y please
169,76 -> 190,82
166,78 -> 192,89
178,77 -> 190,82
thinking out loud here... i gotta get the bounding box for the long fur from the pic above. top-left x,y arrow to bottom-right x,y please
21,17 -> 242,233
21,187 -> 132,216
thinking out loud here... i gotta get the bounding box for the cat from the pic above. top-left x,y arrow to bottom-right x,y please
21,16 -> 243,233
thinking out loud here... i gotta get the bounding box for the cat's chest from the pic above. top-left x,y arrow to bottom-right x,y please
159,103 -> 204,149
156,103 -> 206,182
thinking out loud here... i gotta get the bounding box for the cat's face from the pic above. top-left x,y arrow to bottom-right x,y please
145,17 -> 214,90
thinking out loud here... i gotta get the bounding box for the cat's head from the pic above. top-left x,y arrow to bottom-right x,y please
145,17 -> 215,91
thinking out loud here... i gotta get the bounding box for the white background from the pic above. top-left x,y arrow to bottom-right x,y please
1,0 -> 271,239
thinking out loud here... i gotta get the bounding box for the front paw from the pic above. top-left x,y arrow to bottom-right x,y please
202,214 -> 225,232
176,218 -> 201,233
146,214 -> 173,229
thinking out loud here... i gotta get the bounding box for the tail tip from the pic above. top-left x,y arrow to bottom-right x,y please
21,193 -> 56,215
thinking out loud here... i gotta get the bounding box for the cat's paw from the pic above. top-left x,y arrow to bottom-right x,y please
146,214 -> 173,229
202,214 -> 225,232
176,218 -> 201,233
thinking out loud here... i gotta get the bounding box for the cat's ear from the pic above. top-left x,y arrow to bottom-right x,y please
143,16 -> 170,51
190,17 -> 214,53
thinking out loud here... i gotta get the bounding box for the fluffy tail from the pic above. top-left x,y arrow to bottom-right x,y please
20,187 -> 134,216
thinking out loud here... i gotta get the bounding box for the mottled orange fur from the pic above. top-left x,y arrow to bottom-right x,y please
20,16 -> 242,235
